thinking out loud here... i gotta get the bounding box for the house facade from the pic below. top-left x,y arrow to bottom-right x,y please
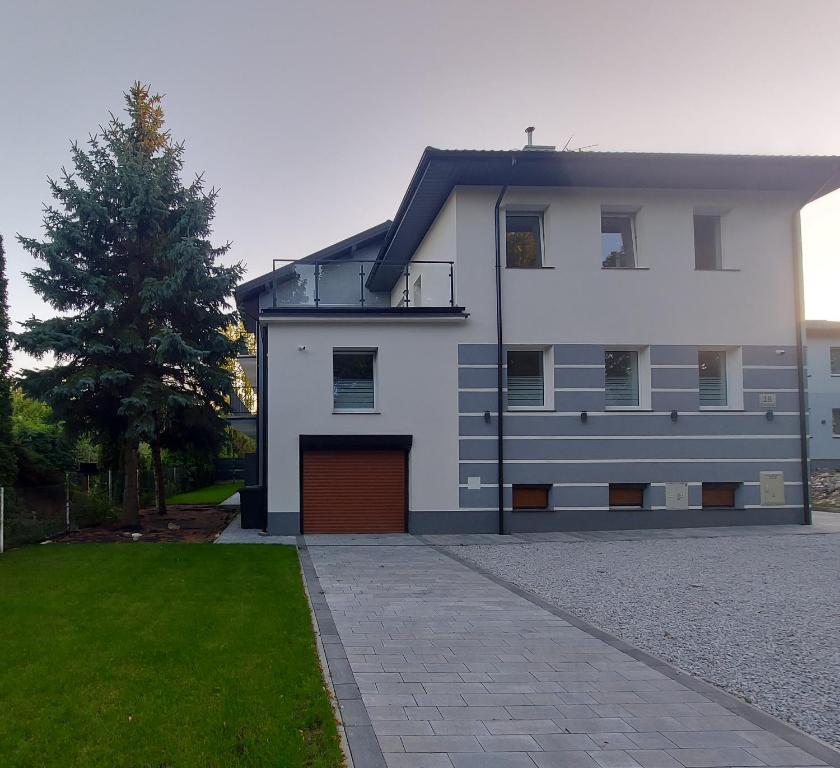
236,147 -> 839,535
805,320 -> 840,469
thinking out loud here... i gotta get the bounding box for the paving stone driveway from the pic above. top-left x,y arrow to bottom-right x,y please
305,536 -> 836,768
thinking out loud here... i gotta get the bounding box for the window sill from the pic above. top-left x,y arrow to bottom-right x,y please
505,265 -> 555,270
695,268 -> 741,272
332,409 -> 380,414
699,406 -> 743,412
604,406 -> 649,411
513,507 -> 551,512
507,406 -> 553,412
610,506 -> 646,511
601,266 -> 649,271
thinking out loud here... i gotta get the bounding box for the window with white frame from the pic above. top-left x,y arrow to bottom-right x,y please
333,350 -> 376,410
506,213 -> 543,268
507,350 -> 545,408
601,214 -> 636,268
605,350 -> 640,407
694,214 -> 722,270
699,350 -> 728,407
830,347 -> 840,375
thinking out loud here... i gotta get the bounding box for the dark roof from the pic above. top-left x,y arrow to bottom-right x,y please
235,220 -> 391,306
366,148 -> 840,290
805,319 -> 840,336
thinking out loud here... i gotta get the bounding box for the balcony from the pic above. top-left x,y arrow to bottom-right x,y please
267,259 -> 457,310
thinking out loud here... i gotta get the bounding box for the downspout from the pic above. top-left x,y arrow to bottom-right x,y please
494,157 -> 517,535
791,210 -> 811,525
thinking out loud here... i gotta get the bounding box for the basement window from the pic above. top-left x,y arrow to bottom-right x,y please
609,484 -> 645,508
702,483 -> 738,508
512,485 -> 550,510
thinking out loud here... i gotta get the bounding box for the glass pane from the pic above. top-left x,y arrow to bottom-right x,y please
831,347 -> 840,375
273,264 -> 317,306
699,350 -> 727,407
601,216 -> 635,268
333,352 -> 375,409
694,215 -> 721,270
605,350 -> 639,407
833,409 -> 840,436
506,214 -> 542,268
507,350 -> 544,407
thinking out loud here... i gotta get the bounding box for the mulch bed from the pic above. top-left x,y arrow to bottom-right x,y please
51,504 -> 237,544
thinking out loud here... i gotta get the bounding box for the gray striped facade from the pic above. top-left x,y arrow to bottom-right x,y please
444,342 -> 805,533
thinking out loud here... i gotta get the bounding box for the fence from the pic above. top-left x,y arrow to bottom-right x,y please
0,465 -> 204,552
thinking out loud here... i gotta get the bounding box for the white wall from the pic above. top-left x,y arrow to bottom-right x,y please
264,318 -> 463,515
405,186 -> 802,347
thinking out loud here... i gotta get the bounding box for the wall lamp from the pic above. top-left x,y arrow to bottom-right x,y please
580,411 -> 588,423
670,410 -> 679,422
483,411 -> 491,423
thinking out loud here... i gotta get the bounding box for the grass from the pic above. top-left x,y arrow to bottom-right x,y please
167,480 -> 244,505
0,544 -> 343,768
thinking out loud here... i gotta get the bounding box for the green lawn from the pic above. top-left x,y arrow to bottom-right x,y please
167,480 -> 244,505
0,544 -> 343,768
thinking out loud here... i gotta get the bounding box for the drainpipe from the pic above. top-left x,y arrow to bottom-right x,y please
494,157 -> 517,535
791,210 -> 811,525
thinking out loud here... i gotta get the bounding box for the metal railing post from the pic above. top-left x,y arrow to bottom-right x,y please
359,264 -> 366,306
403,266 -> 410,306
314,263 -> 320,307
449,263 -> 455,307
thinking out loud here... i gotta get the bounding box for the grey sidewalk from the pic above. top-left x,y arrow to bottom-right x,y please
306,536 -> 839,768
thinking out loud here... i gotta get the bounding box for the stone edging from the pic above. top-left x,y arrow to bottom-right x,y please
427,539 -> 840,768
297,537 -> 387,768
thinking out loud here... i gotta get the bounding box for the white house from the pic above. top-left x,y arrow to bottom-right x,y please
235,144 -> 840,535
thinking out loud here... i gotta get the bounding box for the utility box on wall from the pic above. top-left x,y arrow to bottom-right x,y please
760,471 -> 785,506
664,482 -> 689,510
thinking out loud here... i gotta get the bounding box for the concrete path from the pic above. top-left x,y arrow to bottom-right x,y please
214,513 -> 296,544
305,537 -> 838,768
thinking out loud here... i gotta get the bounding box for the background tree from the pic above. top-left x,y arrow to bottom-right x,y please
0,235 -> 18,486
16,83 -> 243,525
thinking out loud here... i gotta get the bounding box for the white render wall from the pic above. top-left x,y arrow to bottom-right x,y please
446,186 -> 801,346
264,318 -> 463,518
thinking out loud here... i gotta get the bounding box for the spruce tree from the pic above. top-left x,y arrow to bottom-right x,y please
16,83 -> 243,525
0,235 -> 17,486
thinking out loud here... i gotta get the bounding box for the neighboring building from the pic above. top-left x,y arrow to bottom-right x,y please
805,320 -> 840,469
235,144 -> 840,535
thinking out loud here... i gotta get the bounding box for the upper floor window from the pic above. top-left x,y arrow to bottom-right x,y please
601,214 -> 636,268
506,213 -> 543,268
830,347 -> 840,375
699,350 -> 728,407
507,350 -> 545,408
333,350 -> 376,411
694,214 -> 722,270
605,350 -> 640,407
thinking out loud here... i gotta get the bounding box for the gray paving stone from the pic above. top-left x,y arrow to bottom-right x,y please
477,735 -> 542,752
450,754 -> 538,768
665,732 -> 757,749
374,720 -> 436,736
531,752 -> 601,768
744,746 -> 827,765
401,734 -> 483,753
665,748 -> 765,767
589,750 -> 643,768
625,750 -> 683,768
384,753 -> 454,767
535,735 -> 601,751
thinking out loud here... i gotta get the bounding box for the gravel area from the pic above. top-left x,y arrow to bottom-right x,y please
446,532 -> 840,750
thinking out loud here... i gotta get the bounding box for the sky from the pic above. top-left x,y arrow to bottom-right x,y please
2,0 -> 839,370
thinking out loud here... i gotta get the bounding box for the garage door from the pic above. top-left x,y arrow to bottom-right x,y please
302,449 -> 406,533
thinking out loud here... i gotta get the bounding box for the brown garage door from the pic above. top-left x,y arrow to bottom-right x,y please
302,449 -> 406,533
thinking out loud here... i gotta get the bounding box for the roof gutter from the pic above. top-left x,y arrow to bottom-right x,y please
495,156 -> 517,535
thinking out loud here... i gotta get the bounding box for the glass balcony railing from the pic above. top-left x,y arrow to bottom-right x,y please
268,259 -> 456,309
